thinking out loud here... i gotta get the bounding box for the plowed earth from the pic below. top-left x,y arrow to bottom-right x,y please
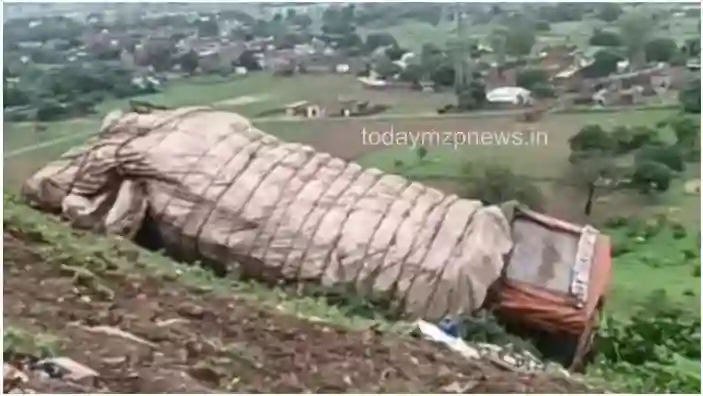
3,206 -> 593,393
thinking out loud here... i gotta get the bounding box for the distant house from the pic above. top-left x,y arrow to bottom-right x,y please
538,46 -> 575,78
284,98 -> 367,118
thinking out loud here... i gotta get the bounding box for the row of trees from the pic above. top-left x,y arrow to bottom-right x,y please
569,109 -> 700,216
589,29 -> 699,65
4,64 -> 157,121
455,110 -> 700,219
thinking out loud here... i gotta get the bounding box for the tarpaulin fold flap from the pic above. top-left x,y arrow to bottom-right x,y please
22,107 -> 514,322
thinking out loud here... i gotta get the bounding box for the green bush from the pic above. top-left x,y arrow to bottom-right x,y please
458,162 -> 545,210
594,291 -> 701,393
625,218 -> 645,237
611,239 -> 632,257
604,216 -> 628,229
642,220 -> 660,239
682,248 -> 697,260
530,82 -> 556,99
671,223 -> 687,240
588,30 -> 622,47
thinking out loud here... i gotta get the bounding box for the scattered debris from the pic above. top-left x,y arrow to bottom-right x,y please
35,357 -> 99,382
415,320 -> 570,377
77,326 -> 158,349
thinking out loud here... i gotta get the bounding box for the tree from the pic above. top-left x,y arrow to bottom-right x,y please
398,63 -> 424,84
568,150 -> 619,216
683,37 -> 701,58
619,10 -> 654,68
486,28 -> 508,66
645,38 -> 678,63
636,145 -> 685,173
364,33 -> 397,53
535,20 -> 551,32
375,55 -> 402,80
459,162 -> 545,210
516,68 -> 549,90
588,30 -> 623,47
632,161 -> 672,193
530,82 -> 556,99
237,50 -> 262,71
597,3 -> 623,23
385,45 -> 407,61
569,124 -> 614,153
666,116 -> 700,148
456,79 -> 487,111
504,23 -> 536,57
322,4 -> 356,35
679,78 -> 701,114
429,60 -> 455,87
197,17 -> 220,38
415,146 -> 428,161
290,14 -> 313,30
581,49 -> 624,78
612,125 -> 662,154
179,50 -> 200,75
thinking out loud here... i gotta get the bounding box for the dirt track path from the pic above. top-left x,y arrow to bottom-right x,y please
2,207 -> 592,394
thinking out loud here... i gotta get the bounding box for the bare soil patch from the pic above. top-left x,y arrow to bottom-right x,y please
3,213 -> 593,394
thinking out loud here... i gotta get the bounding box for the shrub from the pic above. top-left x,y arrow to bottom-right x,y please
604,216 -> 628,229
671,223 -> 687,240
645,37 -> 679,63
631,161 -> 673,193
530,82 -> 556,98
682,248 -> 697,260
693,264 -> 701,278
595,290 -> 701,393
516,68 -> 549,90
414,146 -> 428,161
458,162 -> 545,210
642,220 -> 660,239
679,78 -> 701,114
534,20 -> 551,32
611,239 -> 632,257
588,30 -> 622,47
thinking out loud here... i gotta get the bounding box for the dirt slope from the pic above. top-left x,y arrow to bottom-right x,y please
3,200 -> 594,393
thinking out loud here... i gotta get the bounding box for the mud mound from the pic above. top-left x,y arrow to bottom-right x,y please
3,208 -> 595,393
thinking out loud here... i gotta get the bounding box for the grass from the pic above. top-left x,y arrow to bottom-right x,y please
605,221 -> 701,317
3,326 -> 63,359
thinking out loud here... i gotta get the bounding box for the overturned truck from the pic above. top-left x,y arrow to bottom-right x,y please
21,107 -> 612,370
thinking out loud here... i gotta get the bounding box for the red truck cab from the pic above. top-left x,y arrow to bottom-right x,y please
492,206 -> 612,370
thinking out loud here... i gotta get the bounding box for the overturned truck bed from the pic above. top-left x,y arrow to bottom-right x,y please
22,107 -> 611,370
22,107 -> 513,322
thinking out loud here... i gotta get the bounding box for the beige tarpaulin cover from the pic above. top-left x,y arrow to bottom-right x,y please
22,107 -> 514,321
